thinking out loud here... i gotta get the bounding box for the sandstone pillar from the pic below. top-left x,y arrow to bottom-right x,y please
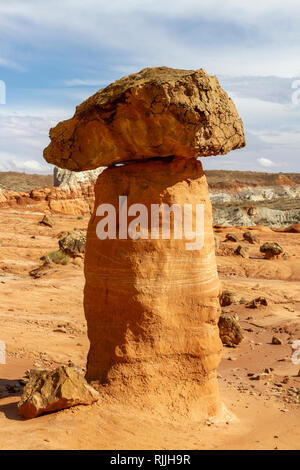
84,157 -> 222,416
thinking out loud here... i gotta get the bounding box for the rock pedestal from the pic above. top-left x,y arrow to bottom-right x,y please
44,66 -> 245,419
84,157 -> 222,417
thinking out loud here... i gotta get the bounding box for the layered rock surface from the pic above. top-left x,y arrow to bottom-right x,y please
44,67 -> 245,170
84,158 -> 222,416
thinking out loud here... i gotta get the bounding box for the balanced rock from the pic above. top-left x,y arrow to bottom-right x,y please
44,67 -> 245,170
44,66 -> 245,419
18,366 -> 99,419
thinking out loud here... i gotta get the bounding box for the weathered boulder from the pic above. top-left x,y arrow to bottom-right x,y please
44,67 -> 245,170
84,158 -> 223,416
59,229 -> 86,257
246,296 -> 268,308
234,244 -> 249,258
18,366 -> 99,419
39,214 -> 54,228
243,231 -> 259,244
225,233 -> 238,242
219,289 -> 239,307
218,314 -> 243,347
260,242 -> 283,259
272,336 -> 283,345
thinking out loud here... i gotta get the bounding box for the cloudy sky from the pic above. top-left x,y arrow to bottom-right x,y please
0,0 -> 299,174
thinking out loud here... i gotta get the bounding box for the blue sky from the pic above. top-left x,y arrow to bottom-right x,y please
0,0 -> 300,174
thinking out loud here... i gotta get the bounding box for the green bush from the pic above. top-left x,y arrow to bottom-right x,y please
46,250 -> 70,265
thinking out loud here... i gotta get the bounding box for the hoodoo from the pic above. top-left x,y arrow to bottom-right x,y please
44,66 -> 245,418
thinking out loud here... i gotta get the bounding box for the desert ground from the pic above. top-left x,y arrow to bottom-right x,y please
0,207 -> 299,450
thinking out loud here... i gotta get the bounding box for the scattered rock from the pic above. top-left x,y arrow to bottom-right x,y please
29,260 -> 52,279
260,242 -> 283,259
246,297 -> 268,308
282,376 -> 290,384
39,215 -> 54,228
234,244 -> 249,258
53,327 -> 67,334
58,230 -> 86,257
243,231 -> 259,244
18,366 -> 99,419
219,289 -> 239,307
272,336 -> 283,345
225,233 -> 238,242
218,314 -> 243,347
250,372 -> 273,381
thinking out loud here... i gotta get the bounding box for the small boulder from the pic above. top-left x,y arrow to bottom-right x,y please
59,230 -> 86,257
18,366 -> 99,419
39,215 -> 54,228
29,260 -> 52,279
243,231 -> 259,244
225,233 -> 238,242
246,296 -> 268,308
249,372 -> 273,381
272,336 -> 283,345
260,242 -> 283,259
218,314 -> 243,347
219,289 -> 239,307
234,244 -> 249,258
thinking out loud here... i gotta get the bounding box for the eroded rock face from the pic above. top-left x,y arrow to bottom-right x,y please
54,166 -> 104,188
18,366 -> 99,419
84,158 -> 223,417
44,67 -> 245,170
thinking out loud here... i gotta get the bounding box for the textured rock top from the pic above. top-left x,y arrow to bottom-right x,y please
44,66 -> 245,170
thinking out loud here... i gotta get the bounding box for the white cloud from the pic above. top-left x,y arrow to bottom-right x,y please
64,79 -> 110,87
257,157 -> 277,168
0,1 -> 300,76
12,159 -> 50,173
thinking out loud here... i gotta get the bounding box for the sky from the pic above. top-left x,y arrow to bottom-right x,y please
0,0 -> 300,174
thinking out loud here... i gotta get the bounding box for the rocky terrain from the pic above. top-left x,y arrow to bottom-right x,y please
0,168 -> 298,227
0,66 -> 299,450
0,208 -> 299,449
209,171 -> 300,227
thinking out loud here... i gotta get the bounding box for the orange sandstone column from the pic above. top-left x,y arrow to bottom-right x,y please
84,157 -> 222,417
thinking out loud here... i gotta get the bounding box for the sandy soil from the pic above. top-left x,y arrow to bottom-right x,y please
0,209 -> 299,450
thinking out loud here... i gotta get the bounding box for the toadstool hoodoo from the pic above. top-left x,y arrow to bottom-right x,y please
44,66 -> 245,418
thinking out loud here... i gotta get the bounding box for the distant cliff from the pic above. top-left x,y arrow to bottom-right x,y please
0,168 -> 299,227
